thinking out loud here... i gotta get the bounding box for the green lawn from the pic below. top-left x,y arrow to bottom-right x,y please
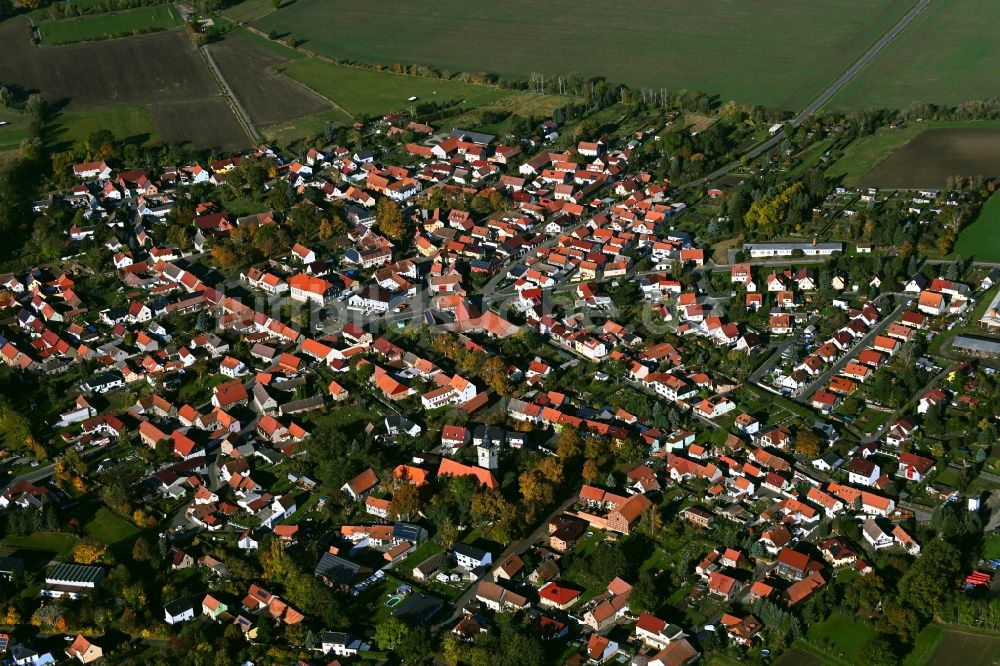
2,531 -> 79,558
0,109 -> 28,153
256,0 -> 916,111
222,0 -> 279,23
955,192 -> 1000,262
806,612 -> 876,664
45,105 -> 159,151
830,0 -> 1000,110
903,624 -> 945,666
278,58 -> 510,118
80,505 -> 140,544
38,5 -> 182,45
982,534 -> 1000,560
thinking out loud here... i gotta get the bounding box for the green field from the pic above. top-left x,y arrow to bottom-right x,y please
807,613 -> 877,664
45,104 -> 159,150
955,192 -> 1000,262
78,505 -> 140,545
831,0 -> 1000,110
278,59 -> 511,118
0,109 -> 28,154
37,5 -> 182,45
2,531 -> 79,558
254,0 -> 916,111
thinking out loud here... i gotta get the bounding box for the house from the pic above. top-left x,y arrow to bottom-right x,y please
475,581 -> 529,612
164,597 -> 195,625
635,612 -> 686,650
320,632 -> 371,657
586,634 -> 619,664
785,571 -> 826,606
538,582 -> 582,610
707,571 -> 739,600
453,543 -> 492,571
847,458 -> 880,487
64,636 -> 102,664
897,452 -> 934,482
775,548 -> 817,581
818,536 -> 859,568
606,493 -> 653,535
341,468 -> 379,501
646,638 -> 699,666
862,519 -> 893,549
721,614 -> 763,646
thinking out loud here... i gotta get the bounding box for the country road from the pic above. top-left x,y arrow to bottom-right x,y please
688,0 -> 933,188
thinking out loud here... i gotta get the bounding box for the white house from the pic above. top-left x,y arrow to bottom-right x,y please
164,598 -> 195,625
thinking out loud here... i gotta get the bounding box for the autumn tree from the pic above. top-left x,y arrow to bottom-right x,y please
536,457 -> 564,485
72,538 -> 107,564
376,197 -> 405,241
582,459 -> 601,484
556,427 -> 581,459
390,482 -> 421,520
480,356 -> 513,395
795,429 -> 822,458
132,537 -> 155,563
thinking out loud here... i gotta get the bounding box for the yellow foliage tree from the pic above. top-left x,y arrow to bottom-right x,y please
71,538 -> 107,564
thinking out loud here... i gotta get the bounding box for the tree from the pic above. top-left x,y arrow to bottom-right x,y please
795,429 -> 822,458
858,636 -> 900,666
131,537 -> 155,563
480,355 -> 513,395
628,572 -> 660,614
390,482 -> 421,519
374,617 -> 411,650
376,197 -> 405,241
582,459 -> 600,484
72,538 -> 107,564
556,427 -> 581,459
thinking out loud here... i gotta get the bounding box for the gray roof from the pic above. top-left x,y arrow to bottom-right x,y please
743,242 -> 843,252
390,593 -> 444,624
453,542 -> 490,561
164,597 -> 194,615
449,129 -> 495,145
314,552 -> 361,583
953,335 -> 1000,355
46,562 -> 104,585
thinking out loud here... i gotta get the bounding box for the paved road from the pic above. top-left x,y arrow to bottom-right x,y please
796,295 -> 904,400
686,0 -> 933,189
433,491 -> 580,630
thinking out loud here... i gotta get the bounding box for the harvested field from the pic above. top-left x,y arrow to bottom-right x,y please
254,0 -> 915,110
859,129 -> 1000,189
0,18 -> 248,150
0,20 -> 217,108
149,98 -> 250,152
924,627 -> 1000,666
207,31 -> 333,128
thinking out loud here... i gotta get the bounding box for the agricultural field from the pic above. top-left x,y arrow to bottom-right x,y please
831,0 -> 1000,110
278,58 -> 510,118
0,22 -> 218,109
0,18 -> 249,149
37,4 -> 182,45
955,192 -> 1000,262
207,30 -> 334,128
922,626 -> 1000,666
252,0 -> 916,111
859,128 -> 1000,189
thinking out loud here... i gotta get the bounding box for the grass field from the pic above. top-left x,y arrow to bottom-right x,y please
37,5 -> 181,45
278,59 -> 511,118
0,109 -> 28,154
904,625 -> 945,666
77,504 -> 140,545
45,104 -> 158,150
254,0 -> 915,111
831,0 -> 1000,110
955,192 -> 1000,262
2,532 -> 79,558
807,613 -> 876,663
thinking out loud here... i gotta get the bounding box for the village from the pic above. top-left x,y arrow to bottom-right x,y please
0,103 -> 996,666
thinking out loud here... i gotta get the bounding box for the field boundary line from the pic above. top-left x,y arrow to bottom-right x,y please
198,42 -> 260,144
